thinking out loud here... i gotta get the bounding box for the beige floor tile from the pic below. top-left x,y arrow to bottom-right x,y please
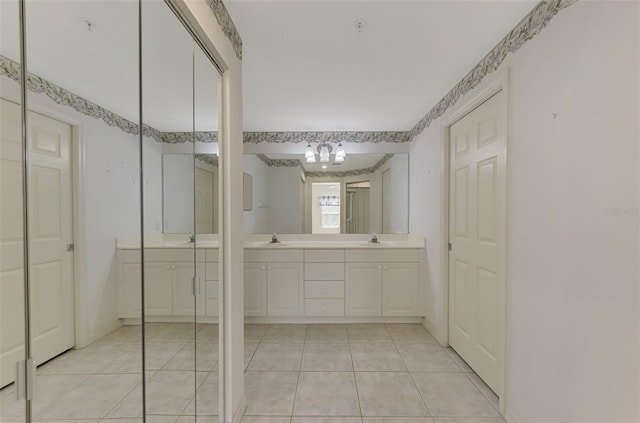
144,323 -> 198,342
183,371 -> 219,416
350,343 -> 406,371
1,374 -> 87,417
35,420 -> 99,423
40,344 -> 121,374
386,324 -> 437,343
175,416 -> 218,423
145,342 -> 188,370
263,324 -> 307,342
412,373 -> 499,417
434,418 -> 505,423
248,343 -> 303,371
35,374 -> 140,419
245,371 -> 298,416
245,324 -> 268,342
161,342 -> 218,371
100,418 -> 177,423
363,418 -> 434,423
305,324 -> 348,342
245,342 -> 260,369
301,343 -> 353,371
444,348 -> 473,373
465,374 -> 499,410
293,372 -> 359,416
356,372 -> 428,417
242,417 -> 291,423
347,324 -> 391,342
94,325 -> 142,344
396,344 -> 460,372
292,418 -> 362,423
197,323 -> 219,342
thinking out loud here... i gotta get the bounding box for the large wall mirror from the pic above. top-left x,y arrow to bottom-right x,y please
243,153 -> 409,234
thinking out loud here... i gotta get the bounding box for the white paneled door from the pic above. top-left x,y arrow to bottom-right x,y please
448,91 -> 505,395
0,99 -> 75,387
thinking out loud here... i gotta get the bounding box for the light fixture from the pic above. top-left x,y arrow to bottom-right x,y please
304,141 -> 344,165
319,144 -> 330,162
335,142 -> 346,160
321,164 -> 327,169
304,142 -> 315,162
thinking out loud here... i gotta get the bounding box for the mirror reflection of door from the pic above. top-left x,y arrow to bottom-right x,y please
195,156 -> 218,234
345,181 -> 370,234
382,169 -> 392,233
311,182 -> 341,234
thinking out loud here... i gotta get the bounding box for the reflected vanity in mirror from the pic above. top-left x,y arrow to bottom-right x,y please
243,153 -> 409,234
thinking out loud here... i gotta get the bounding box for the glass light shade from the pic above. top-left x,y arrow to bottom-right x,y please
306,154 -> 316,163
334,154 -> 344,163
319,145 -> 330,162
304,143 -> 315,159
335,143 -> 346,159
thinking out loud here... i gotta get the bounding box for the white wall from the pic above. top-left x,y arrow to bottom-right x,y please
409,2 -> 639,422
162,154 -> 194,233
1,76 -> 164,346
387,154 -> 409,233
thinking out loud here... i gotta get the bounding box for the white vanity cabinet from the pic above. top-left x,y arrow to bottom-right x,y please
345,249 -> 421,317
118,248 -> 211,319
244,249 -> 304,317
304,249 -> 345,316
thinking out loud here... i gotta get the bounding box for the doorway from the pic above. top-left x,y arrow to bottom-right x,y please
447,89 -> 506,398
0,99 -> 75,388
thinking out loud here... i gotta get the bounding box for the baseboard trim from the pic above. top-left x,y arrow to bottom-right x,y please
231,395 -> 246,422
245,316 -> 422,324
421,317 -> 447,346
80,319 -> 123,348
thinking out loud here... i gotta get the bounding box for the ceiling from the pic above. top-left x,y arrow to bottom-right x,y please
225,0 -> 537,132
0,1 -> 537,137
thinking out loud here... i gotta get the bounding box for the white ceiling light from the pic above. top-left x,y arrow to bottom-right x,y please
304,142 -> 315,162
335,142 -> 346,160
319,144 -> 330,163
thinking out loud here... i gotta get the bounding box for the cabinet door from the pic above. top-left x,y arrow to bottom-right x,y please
172,262 -> 206,316
120,262 -> 173,317
383,262 -> 420,316
245,263 -> 267,316
267,262 -> 303,316
345,262 -> 382,316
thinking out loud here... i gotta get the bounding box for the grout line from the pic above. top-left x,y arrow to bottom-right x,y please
348,337 -> 364,418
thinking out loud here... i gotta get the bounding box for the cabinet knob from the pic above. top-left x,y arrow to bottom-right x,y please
322,256 -> 327,260
378,266 -> 382,270
383,266 -> 388,270
166,265 -> 170,269
322,306 -> 326,310
261,266 -> 265,270
267,266 -> 271,270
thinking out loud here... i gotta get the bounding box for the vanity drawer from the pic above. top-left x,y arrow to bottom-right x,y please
244,249 -> 303,263
305,281 -> 344,299
305,299 -> 344,316
345,249 -> 420,263
206,263 -> 219,281
304,250 -> 345,263
206,298 -> 219,316
206,281 -> 219,299
144,249 -> 205,263
305,263 -> 344,280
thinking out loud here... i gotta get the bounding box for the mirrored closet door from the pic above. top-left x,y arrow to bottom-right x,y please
0,0 -> 223,421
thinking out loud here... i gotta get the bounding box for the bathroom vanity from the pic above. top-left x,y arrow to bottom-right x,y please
116,236 -> 425,323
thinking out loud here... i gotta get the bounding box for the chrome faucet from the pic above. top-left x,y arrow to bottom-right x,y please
271,233 -> 280,244
189,233 -> 196,243
369,232 -> 379,243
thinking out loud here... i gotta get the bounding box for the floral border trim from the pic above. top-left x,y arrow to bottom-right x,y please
195,153 -> 219,167
244,131 -> 411,144
206,0 -> 243,60
305,154 -> 393,178
162,131 -> 218,144
256,154 -> 301,168
409,0 -> 578,138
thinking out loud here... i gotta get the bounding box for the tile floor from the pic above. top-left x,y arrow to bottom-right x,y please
242,323 -> 503,423
0,323 -> 503,423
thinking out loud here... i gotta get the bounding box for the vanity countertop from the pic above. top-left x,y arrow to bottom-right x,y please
117,236 -> 424,250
